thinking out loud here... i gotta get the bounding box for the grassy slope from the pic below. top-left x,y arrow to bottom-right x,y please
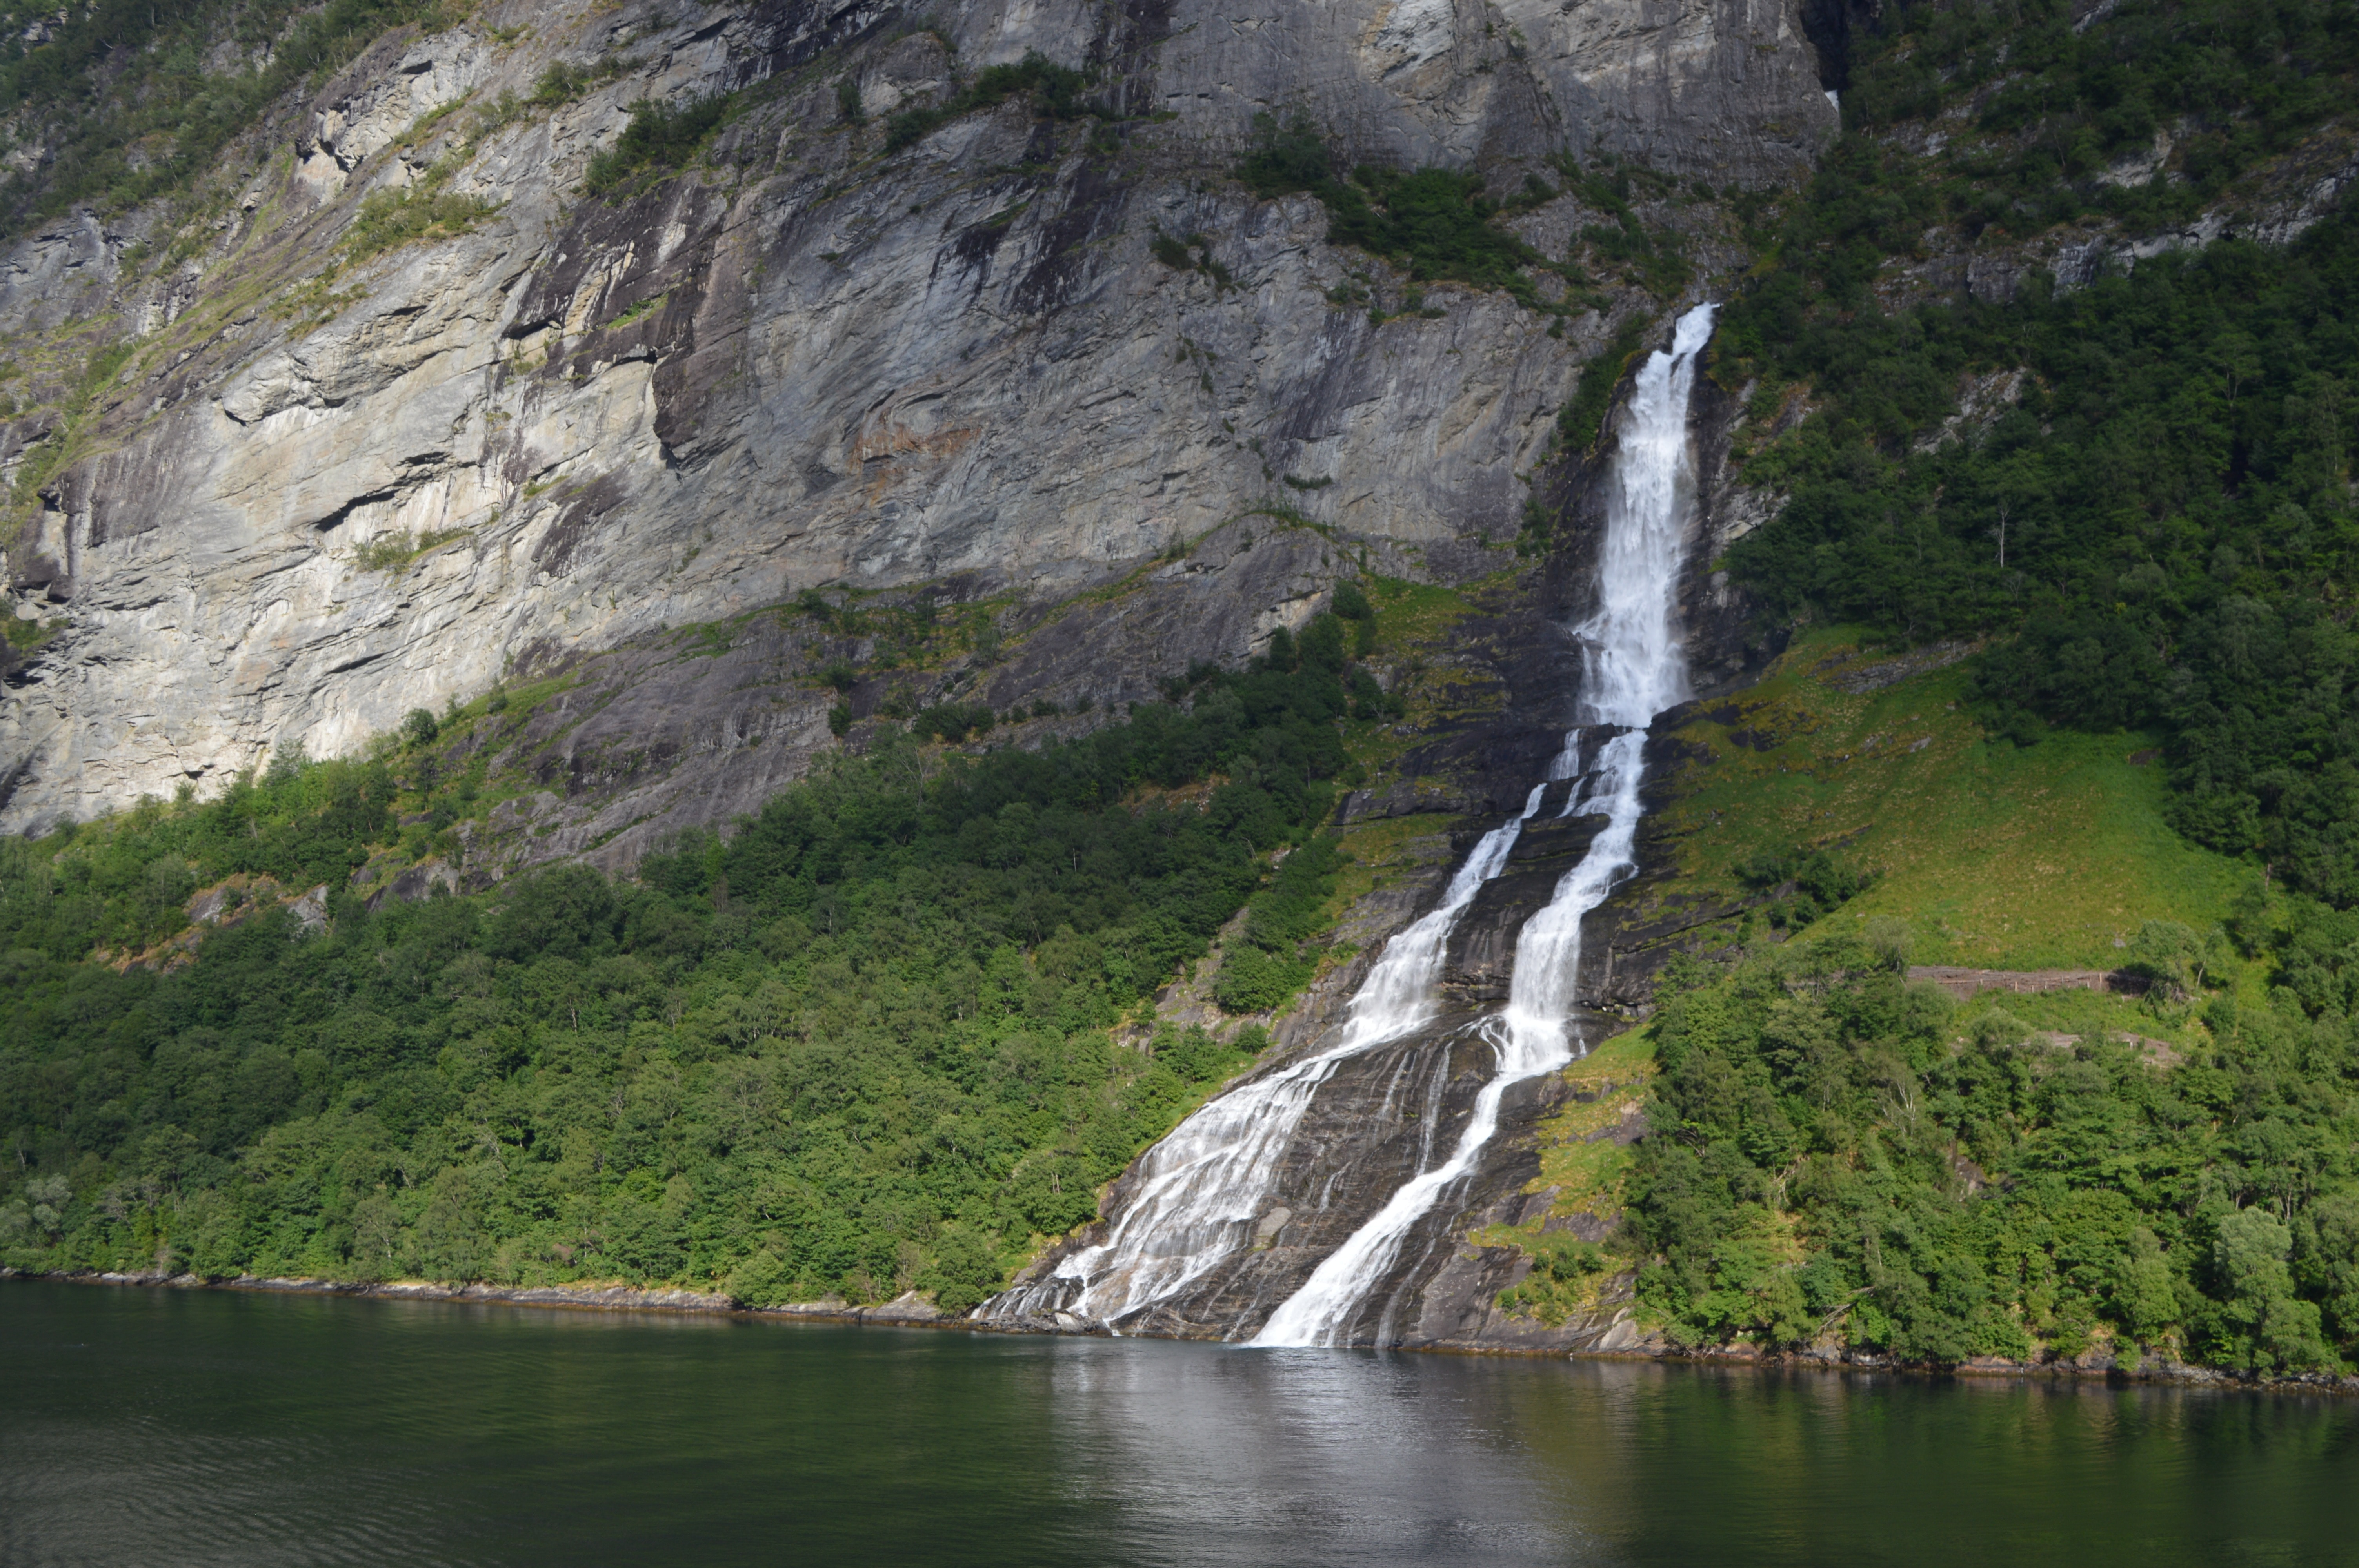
1323,812 -> 1459,913
1468,1025 -> 1656,1324
1656,628 -> 2250,970
1482,634 -> 2264,1310
1523,1025 -> 1657,1222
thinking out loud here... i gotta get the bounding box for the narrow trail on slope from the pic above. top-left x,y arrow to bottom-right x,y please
980,303 -> 1716,1340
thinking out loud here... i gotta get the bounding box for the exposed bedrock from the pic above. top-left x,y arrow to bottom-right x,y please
0,0 -> 1830,844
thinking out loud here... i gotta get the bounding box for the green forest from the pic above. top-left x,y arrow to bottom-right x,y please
0,624 -> 1370,1309
1624,930 -> 2359,1375
1717,0 -> 2359,909
1604,0 -> 2359,1375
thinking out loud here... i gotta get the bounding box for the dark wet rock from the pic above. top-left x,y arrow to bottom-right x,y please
1001,717 -> 1677,1350
1819,639 -> 1981,693
365,857 -> 460,911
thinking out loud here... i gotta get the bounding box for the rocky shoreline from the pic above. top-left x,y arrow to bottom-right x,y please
1626,1335 -> 2359,1397
13,1265 -> 2354,1396
0,1264 -> 956,1328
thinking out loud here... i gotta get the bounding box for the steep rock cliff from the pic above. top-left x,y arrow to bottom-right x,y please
0,0 -> 1834,848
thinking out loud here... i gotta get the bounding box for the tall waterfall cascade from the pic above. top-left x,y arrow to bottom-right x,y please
982,303 -> 1717,1340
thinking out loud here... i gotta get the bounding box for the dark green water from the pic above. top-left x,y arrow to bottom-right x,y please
5,1282 -> 2356,1566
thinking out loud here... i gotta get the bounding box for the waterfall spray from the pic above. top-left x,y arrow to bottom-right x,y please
1250,302 -> 1716,1347
981,302 -> 1716,1338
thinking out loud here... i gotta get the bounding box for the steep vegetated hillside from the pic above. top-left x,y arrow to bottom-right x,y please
0,616 -> 1386,1303
1624,933 -> 2358,1378
4,0 -> 2359,1382
1466,0 -> 2359,1379
0,0 -> 1823,1306
1501,636 -> 2359,1378
1716,0 -> 2359,908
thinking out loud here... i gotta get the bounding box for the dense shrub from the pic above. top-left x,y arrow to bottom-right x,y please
1736,845 -> 1876,931
883,51 -> 1094,152
345,183 -> 499,263
1214,835 -> 1345,1013
583,94 -> 732,195
1554,318 -> 1649,456
1237,115 -> 1545,299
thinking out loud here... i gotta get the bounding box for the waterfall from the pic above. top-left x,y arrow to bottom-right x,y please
1250,301 -> 1716,1347
981,301 -> 1715,1337
985,783 -> 1548,1325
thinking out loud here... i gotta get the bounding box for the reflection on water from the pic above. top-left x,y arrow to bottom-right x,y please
4,1282 -> 2356,1568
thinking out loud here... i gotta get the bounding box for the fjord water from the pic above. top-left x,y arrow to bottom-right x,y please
7,1283 -> 2357,1568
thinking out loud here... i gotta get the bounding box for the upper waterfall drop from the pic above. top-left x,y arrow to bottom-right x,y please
1249,302 -> 1716,1348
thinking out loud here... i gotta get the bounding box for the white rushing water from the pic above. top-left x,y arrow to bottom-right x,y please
989,783 -> 1549,1325
982,302 -> 1715,1337
1250,302 -> 1715,1347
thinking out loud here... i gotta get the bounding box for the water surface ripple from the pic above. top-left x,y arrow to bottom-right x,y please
6,1283 -> 2357,1566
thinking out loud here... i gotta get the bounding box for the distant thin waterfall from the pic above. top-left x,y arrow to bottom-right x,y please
1250,302 -> 1715,1348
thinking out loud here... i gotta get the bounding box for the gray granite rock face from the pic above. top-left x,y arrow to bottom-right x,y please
0,0 -> 1831,842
